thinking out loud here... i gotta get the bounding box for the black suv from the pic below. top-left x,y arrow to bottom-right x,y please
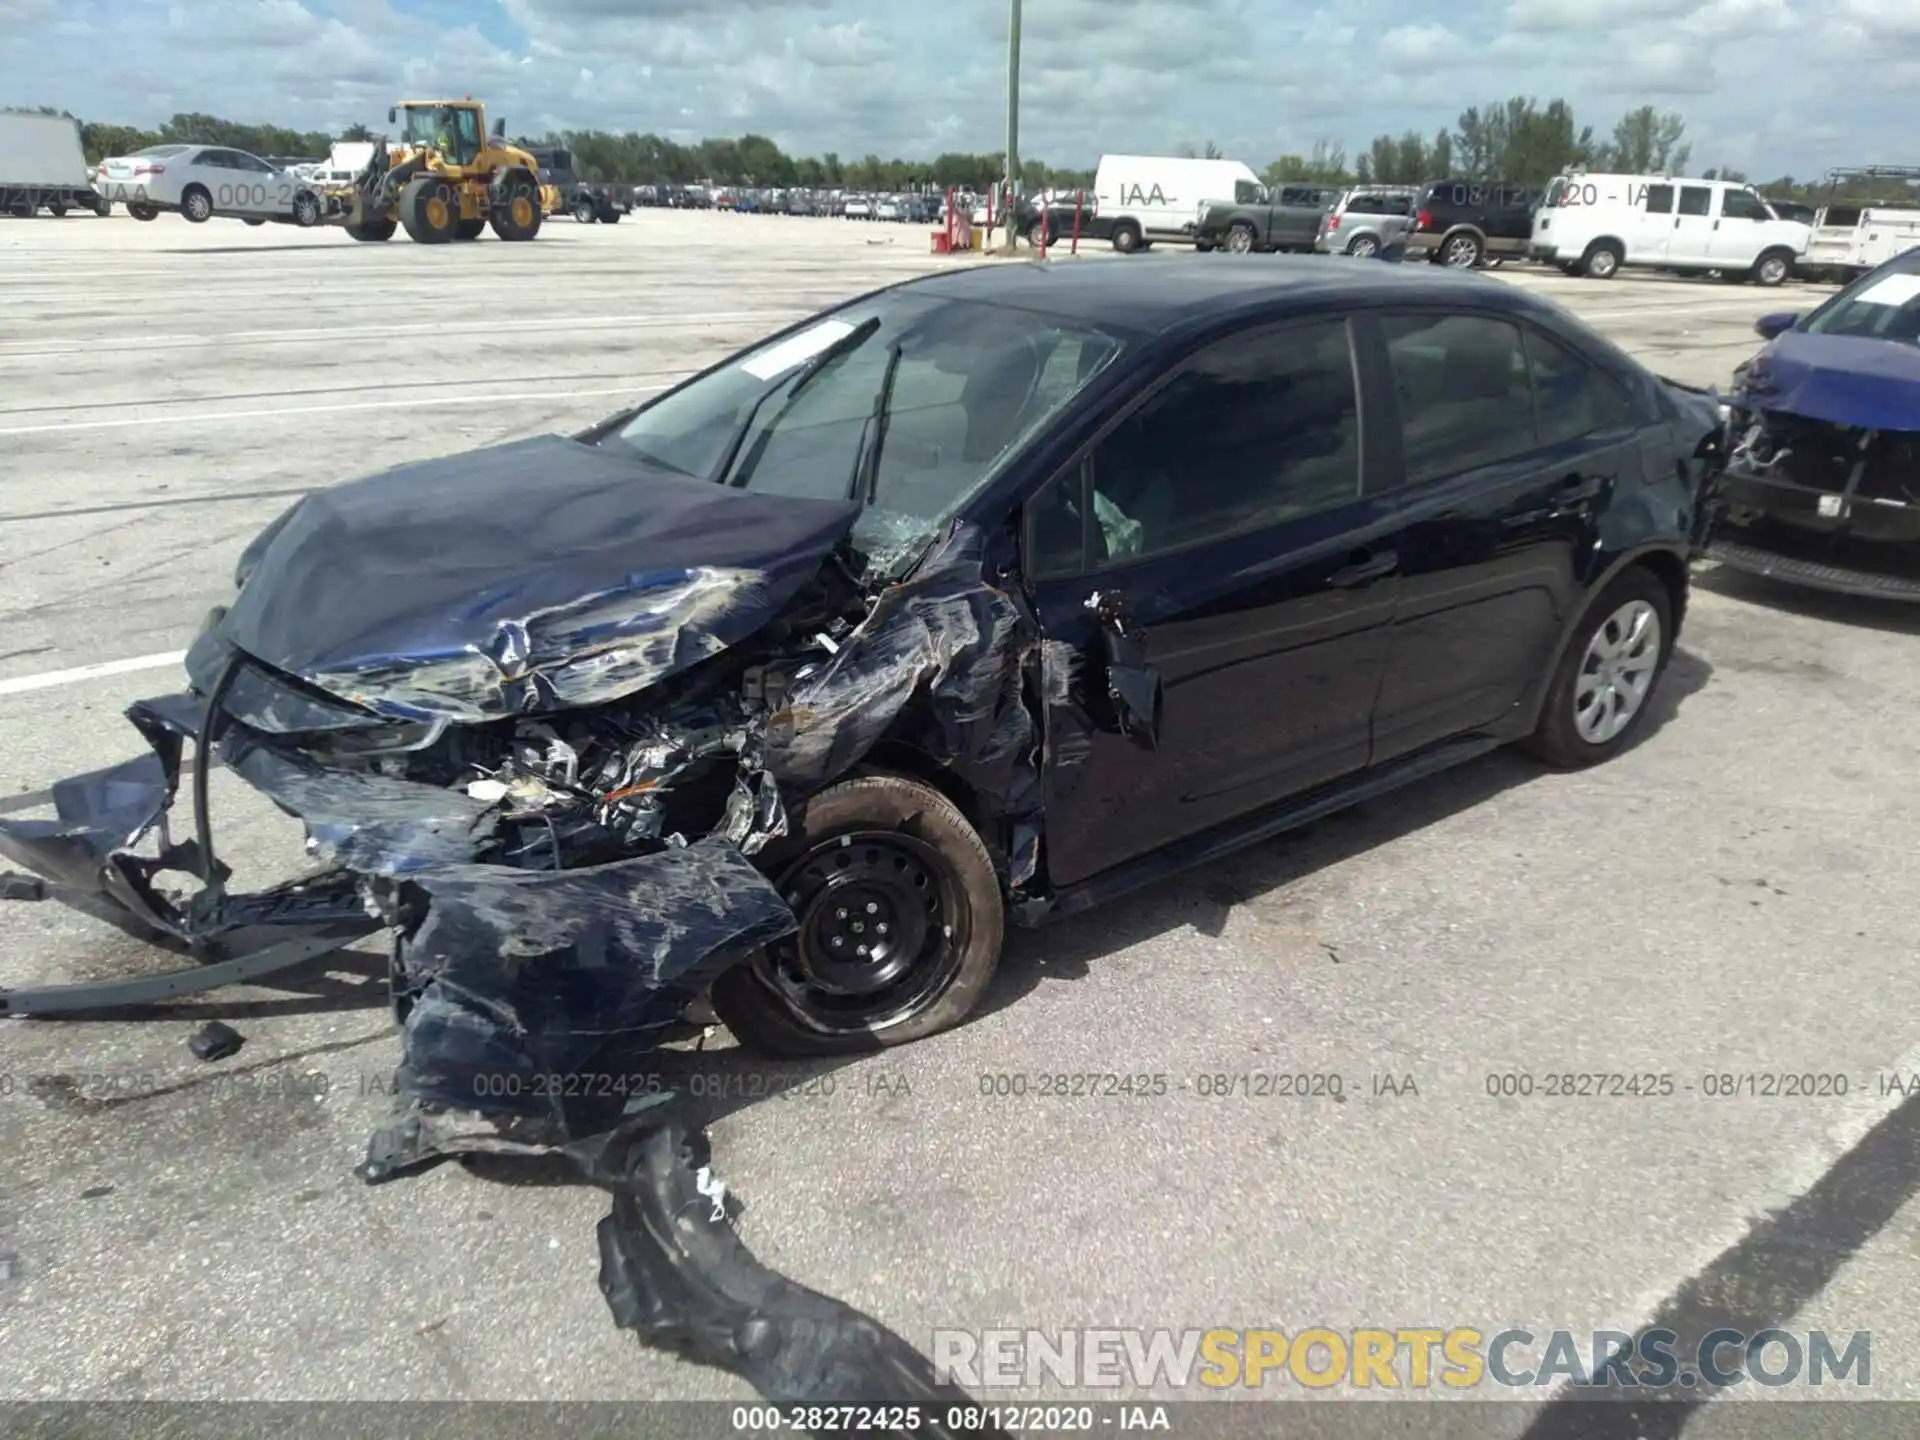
1405,179 -> 1541,268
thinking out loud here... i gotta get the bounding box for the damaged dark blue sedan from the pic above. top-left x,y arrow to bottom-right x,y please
0,258 -> 1724,1171
1705,246 -> 1920,599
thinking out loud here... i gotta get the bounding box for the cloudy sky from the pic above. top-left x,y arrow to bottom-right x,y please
2,0 -> 1913,178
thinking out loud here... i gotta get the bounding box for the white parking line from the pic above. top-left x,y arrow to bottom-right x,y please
0,310 -> 803,359
0,382 -> 672,437
0,650 -> 187,697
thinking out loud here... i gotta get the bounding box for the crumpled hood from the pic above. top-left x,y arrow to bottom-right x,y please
1737,330 -> 1920,431
216,434 -> 860,722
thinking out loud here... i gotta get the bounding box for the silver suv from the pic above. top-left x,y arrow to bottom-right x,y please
1314,186 -> 1418,257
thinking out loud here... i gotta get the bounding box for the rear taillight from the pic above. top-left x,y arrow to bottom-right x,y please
1327,213 -> 1341,230
1416,208 -> 1433,230
133,163 -> 164,176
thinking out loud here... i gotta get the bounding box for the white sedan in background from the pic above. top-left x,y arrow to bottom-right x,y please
95,143 -> 330,227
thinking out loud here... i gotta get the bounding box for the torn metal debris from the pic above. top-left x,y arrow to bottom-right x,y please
575,1114 -> 1010,1433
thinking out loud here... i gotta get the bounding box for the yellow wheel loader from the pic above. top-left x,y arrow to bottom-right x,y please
340,99 -> 560,244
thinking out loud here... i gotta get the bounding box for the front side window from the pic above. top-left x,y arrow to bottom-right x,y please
609,292 -> 1126,569
1525,330 -> 1637,446
1041,319 -> 1361,569
1383,313 -> 1535,482
1721,189 -> 1770,221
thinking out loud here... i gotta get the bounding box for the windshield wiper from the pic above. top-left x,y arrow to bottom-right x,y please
845,341 -> 905,507
711,316 -> 881,487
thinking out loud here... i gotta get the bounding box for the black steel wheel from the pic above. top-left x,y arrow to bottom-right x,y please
712,773 -> 1003,1055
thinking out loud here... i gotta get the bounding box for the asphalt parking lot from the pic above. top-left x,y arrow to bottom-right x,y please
3,210 -> 1919,1431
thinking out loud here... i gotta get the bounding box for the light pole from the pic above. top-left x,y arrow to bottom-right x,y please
1003,0 -> 1021,254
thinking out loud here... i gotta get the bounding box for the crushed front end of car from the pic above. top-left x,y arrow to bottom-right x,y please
1705,334 -> 1920,599
0,435 -> 1046,1179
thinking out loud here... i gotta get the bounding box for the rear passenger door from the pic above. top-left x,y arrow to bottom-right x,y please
1023,316 -> 1400,887
1362,311 -> 1643,761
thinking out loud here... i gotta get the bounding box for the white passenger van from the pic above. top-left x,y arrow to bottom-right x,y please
1092,154 -> 1265,254
1530,172 -> 1811,286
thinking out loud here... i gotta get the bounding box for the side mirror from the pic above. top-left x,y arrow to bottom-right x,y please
1754,312 -> 1800,341
386,107 -> 396,124
491,118 -> 504,139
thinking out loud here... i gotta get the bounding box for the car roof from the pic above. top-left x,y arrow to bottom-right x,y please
896,255 -> 1559,335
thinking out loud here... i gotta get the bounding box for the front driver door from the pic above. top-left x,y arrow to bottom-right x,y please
1024,315 -> 1402,888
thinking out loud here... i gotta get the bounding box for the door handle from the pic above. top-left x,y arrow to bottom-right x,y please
1328,549 -> 1398,588
1557,474 -> 1604,503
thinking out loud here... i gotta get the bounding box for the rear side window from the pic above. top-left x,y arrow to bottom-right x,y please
1039,319 -> 1362,569
1382,314 -> 1536,482
1524,330 -> 1637,445
1679,186 -> 1712,217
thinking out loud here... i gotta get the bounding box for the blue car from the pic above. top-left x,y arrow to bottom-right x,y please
1706,247 -> 1920,599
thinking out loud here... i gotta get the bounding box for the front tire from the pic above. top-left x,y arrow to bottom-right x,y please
399,173 -> 459,243
1582,241 -> 1623,279
181,185 -> 213,223
346,217 -> 397,242
711,772 -> 1004,1057
1225,221 -> 1257,254
1522,567 -> 1674,769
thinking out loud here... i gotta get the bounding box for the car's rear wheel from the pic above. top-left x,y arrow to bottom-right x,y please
1111,221 -> 1142,254
1441,230 -> 1483,267
711,772 -> 1004,1057
489,172 -> 543,240
1347,233 -> 1381,258
181,185 -> 213,223
1523,567 -> 1674,768
1752,249 -> 1793,287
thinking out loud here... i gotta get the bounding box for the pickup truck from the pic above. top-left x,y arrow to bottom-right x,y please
1194,183 -> 1340,254
524,146 -> 629,224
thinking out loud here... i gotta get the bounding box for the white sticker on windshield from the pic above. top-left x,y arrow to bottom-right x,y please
738,319 -> 857,381
1854,273 -> 1920,307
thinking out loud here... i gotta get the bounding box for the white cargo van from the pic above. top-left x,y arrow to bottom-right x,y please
1530,172 -> 1809,285
0,109 -> 107,217
1092,154 -> 1265,254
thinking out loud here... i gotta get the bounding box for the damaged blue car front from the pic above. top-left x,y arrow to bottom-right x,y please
1705,249 -> 1920,598
0,283 -> 1111,1179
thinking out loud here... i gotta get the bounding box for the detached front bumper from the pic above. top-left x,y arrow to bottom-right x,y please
0,683 -> 797,1144
0,692 -> 379,1014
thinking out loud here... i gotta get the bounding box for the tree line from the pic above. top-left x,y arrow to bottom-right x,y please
20,99 -> 1865,202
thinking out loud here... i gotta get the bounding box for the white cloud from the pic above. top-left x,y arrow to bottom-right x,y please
0,0 -> 1892,180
